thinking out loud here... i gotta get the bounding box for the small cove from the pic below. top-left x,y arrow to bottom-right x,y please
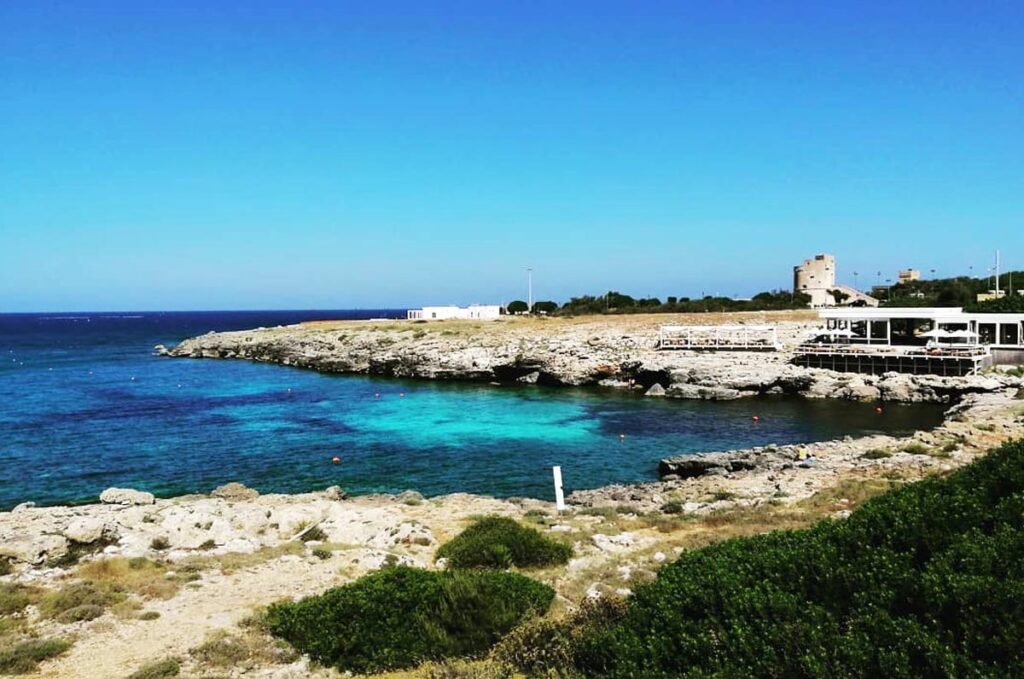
0,312 -> 946,509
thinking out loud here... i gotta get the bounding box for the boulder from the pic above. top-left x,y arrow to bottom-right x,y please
0,534 -> 68,565
211,482 -> 259,501
12,502 -> 36,513
323,486 -> 348,501
665,384 -> 742,400
659,454 -> 757,479
64,517 -> 115,544
644,383 -> 666,397
517,371 -> 541,384
100,488 -> 156,506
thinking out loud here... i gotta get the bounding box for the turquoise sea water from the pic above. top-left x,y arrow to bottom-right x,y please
0,312 -> 946,510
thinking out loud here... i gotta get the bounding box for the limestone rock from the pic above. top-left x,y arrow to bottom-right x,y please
644,383 -> 666,397
211,482 -> 259,501
0,534 -> 68,565
100,488 -> 156,506
64,517 -> 115,544
666,384 -> 742,400
323,486 -> 348,501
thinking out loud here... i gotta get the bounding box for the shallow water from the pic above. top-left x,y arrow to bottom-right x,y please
0,312 -> 946,509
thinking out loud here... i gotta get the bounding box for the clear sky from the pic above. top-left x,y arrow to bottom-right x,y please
1,1 -> 1022,311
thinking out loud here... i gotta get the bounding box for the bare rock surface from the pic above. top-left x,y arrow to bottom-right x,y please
165,313 -> 1021,403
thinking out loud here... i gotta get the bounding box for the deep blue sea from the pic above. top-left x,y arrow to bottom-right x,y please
0,311 -> 946,510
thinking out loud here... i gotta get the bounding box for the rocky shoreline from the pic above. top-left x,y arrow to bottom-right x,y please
161,313 -> 1022,403
4,313 -> 1023,677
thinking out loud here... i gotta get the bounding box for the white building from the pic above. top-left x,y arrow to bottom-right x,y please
793,253 -> 879,308
407,305 -> 503,321
816,307 -> 1024,363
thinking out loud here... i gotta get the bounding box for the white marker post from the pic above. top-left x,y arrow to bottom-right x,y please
552,465 -> 565,512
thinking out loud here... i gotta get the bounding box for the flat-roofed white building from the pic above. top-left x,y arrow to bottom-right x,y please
814,307 -> 1024,364
407,305 -> 503,321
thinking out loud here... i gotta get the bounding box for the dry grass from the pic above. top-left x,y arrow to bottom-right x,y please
76,557 -> 181,600
176,541 -> 306,574
190,628 -> 298,669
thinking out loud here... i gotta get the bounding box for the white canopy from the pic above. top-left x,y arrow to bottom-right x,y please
919,328 -> 954,338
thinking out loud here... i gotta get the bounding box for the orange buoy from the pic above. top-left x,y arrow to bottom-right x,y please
875,406 -> 883,415
332,456 -> 341,464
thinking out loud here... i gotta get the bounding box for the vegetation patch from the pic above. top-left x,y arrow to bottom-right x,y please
191,628 -> 298,668
899,441 -> 930,455
77,557 -> 181,600
860,448 -> 892,460
435,517 -> 572,569
0,637 -> 72,675
125,657 -> 180,679
0,583 -> 40,616
266,566 -> 553,673
505,439 -> 1024,677
38,581 -> 124,622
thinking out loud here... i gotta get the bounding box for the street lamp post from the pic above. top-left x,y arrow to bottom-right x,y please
527,268 -> 533,312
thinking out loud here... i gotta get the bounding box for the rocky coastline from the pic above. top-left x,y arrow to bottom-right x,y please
161,313 -> 1022,403
4,313 -> 1023,677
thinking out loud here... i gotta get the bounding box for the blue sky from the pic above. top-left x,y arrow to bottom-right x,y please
1,1 -> 1022,311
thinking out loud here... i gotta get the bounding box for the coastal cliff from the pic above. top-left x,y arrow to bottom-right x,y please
164,313 -> 1021,403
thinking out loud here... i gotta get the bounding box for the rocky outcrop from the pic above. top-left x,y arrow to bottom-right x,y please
211,482 -> 259,501
165,317 -> 1022,404
99,487 -> 156,506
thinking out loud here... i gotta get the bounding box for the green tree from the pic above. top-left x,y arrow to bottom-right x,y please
506,300 -> 529,314
532,301 -> 558,314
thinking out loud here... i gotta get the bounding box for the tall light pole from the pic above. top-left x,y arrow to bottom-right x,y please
527,268 -> 533,312
853,271 -> 859,291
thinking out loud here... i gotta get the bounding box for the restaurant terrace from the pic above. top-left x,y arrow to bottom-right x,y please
794,307 -> 1024,376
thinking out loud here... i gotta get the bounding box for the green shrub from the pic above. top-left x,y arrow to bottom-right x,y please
900,442 -> 930,455
126,657 -> 180,679
861,448 -> 892,460
659,501 -> 683,514
435,517 -> 572,569
266,566 -> 553,673
38,582 -> 124,621
0,583 -> 38,616
311,548 -> 332,560
293,521 -> 328,542
0,558 -> 11,576
0,638 -> 71,674
513,439 -> 1024,677
149,536 -> 170,551
55,603 -> 105,623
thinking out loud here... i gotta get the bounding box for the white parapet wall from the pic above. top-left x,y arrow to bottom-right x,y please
659,324 -> 781,351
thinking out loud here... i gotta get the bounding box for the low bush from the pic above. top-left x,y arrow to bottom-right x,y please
0,583 -> 39,616
38,582 -> 124,621
506,439 -> 1024,677
126,657 -> 180,679
0,637 -> 72,674
149,537 -> 170,551
860,448 -> 892,460
0,558 -> 11,576
659,501 -> 683,514
191,629 -> 297,668
311,548 -> 332,560
435,517 -> 572,569
900,442 -> 930,455
266,565 -> 553,673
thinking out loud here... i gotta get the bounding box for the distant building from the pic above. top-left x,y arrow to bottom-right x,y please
793,254 -> 878,308
407,305 -> 503,321
898,269 -> 921,283
977,290 -> 1007,303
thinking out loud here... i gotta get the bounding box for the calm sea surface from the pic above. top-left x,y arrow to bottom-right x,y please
0,311 -> 946,510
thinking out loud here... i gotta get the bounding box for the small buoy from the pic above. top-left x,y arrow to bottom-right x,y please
332,456 -> 341,464
875,406 -> 883,415
177,384 -> 182,388
287,388 -> 292,393
130,376 -> 135,381
752,415 -> 760,422
374,392 -> 380,398
619,433 -> 626,440
400,393 -> 405,398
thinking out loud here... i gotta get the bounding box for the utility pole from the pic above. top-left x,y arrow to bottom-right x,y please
527,267 -> 533,312
853,271 -> 859,291
995,250 -> 1001,296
